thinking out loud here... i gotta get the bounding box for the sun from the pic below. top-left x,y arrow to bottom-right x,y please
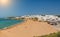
0,0 -> 11,6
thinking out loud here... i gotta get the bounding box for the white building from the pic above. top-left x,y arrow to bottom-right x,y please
20,15 -> 60,22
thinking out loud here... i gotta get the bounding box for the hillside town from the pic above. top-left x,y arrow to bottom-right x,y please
7,15 -> 60,25
21,15 -> 60,21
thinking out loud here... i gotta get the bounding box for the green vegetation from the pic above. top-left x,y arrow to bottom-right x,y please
33,32 -> 60,37
56,15 -> 60,17
32,17 -> 38,21
40,32 -> 60,37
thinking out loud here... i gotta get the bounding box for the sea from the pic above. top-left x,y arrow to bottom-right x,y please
0,19 -> 23,29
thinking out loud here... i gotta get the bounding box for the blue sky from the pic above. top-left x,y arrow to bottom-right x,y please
0,0 -> 60,17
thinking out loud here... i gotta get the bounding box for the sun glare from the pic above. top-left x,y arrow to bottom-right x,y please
0,0 -> 11,7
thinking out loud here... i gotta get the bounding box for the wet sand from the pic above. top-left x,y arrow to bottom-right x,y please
0,19 -> 58,37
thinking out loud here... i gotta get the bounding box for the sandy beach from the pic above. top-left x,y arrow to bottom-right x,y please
0,19 -> 58,37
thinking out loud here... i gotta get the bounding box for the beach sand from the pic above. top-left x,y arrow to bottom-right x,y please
0,19 -> 58,37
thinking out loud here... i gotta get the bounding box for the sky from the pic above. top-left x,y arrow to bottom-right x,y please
0,0 -> 60,18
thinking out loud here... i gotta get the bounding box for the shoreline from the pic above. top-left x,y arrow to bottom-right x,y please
0,19 -> 25,30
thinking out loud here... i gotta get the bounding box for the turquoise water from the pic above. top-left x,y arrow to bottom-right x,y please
0,19 -> 23,29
